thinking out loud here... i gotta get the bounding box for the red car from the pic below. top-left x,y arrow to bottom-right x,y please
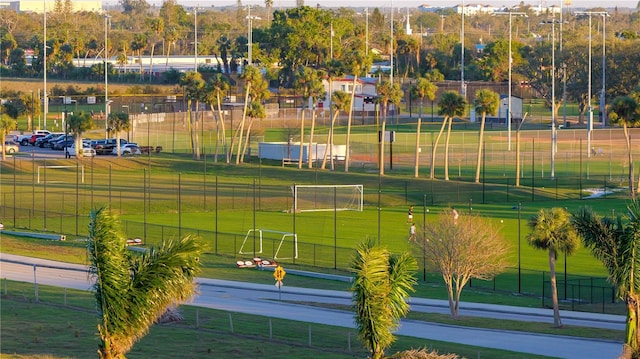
28,134 -> 46,146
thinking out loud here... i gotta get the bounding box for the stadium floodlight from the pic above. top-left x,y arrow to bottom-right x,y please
293,184 -> 364,213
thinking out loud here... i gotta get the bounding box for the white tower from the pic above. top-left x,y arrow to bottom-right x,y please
405,8 -> 412,35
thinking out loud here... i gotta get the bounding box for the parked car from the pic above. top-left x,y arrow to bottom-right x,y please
36,133 -> 64,147
113,143 -> 141,156
4,141 -> 19,154
67,143 -> 96,157
53,139 -> 75,151
15,130 -> 51,145
42,134 -> 72,148
28,134 -> 47,146
93,138 -> 128,155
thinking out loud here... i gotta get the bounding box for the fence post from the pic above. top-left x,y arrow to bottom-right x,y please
228,313 -> 234,333
269,319 -> 272,340
348,332 -> 351,352
33,264 -> 38,302
308,325 -> 312,347
64,288 -> 67,306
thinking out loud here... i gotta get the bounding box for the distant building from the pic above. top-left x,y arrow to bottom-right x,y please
2,0 -> 102,13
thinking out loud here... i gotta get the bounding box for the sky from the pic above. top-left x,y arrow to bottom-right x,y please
150,0 -> 638,9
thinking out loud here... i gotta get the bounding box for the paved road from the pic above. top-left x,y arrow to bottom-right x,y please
0,253 -> 624,359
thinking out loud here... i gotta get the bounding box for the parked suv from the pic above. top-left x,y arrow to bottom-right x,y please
93,138 -> 128,155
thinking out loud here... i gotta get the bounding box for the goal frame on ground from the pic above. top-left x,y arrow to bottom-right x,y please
238,229 -> 298,260
292,184 -> 363,212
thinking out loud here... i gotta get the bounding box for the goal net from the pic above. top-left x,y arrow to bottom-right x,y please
238,229 -> 298,260
293,184 -> 363,212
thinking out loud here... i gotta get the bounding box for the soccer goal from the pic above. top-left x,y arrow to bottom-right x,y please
238,229 -> 298,260
292,184 -> 363,212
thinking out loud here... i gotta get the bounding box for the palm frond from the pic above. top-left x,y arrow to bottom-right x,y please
88,208 -> 205,357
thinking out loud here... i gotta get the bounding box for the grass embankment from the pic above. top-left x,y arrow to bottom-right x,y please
0,280 -> 572,359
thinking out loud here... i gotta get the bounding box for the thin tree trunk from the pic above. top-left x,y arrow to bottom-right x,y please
240,117 -> 255,162
321,110 -> 339,170
234,83 -> 251,164
414,117 -> 421,178
308,107 -> 316,168
194,101 -> 200,160
549,249 -> 563,327
475,112 -> 486,183
444,116 -> 453,181
379,107 -> 387,176
516,128 -> 522,187
429,116 -> 448,179
298,108 -> 305,168
345,75 -> 357,172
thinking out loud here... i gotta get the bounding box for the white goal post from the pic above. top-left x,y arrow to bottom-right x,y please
239,229 -> 298,260
293,184 -> 363,212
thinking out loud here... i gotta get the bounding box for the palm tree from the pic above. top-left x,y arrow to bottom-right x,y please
572,200 -> 640,358
307,70 -> 326,168
350,239 -> 417,359
527,207 -> 579,328
343,50 -> 371,172
240,77 -> 271,162
67,112 -> 93,157
87,208 -> 204,359
608,95 -> 639,195
264,0 -> 274,22
146,17 -> 164,82
321,90 -> 350,170
107,112 -> 130,157
180,71 -> 205,160
431,91 -> 465,180
163,26 -> 178,70
233,65 -> 262,164
204,74 -> 230,163
19,92 -> 41,132
293,66 -> 316,168
473,89 -> 499,183
216,36 -> 232,75
411,77 -> 437,178
130,33 -> 147,81
0,112 -> 17,161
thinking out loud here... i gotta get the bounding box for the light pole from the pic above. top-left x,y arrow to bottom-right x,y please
574,11 -> 608,157
495,11 -> 527,151
600,13 -> 608,128
541,18 -> 559,179
460,0 -> 464,96
43,0 -> 48,130
104,14 -> 110,139
194,8 -> 198,72
246,6 -> 260,66
390,0 -> 394,83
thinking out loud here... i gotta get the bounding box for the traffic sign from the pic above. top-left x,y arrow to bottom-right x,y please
273,265 -> 286,281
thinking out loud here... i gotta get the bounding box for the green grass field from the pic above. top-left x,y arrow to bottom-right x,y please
2,122 -> 635,358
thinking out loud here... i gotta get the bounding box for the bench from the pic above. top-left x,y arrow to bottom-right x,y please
282,158 -> 296,166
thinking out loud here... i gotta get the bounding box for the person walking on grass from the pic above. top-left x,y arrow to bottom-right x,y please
407,206 -> 414,223
409,223 -> 417,241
